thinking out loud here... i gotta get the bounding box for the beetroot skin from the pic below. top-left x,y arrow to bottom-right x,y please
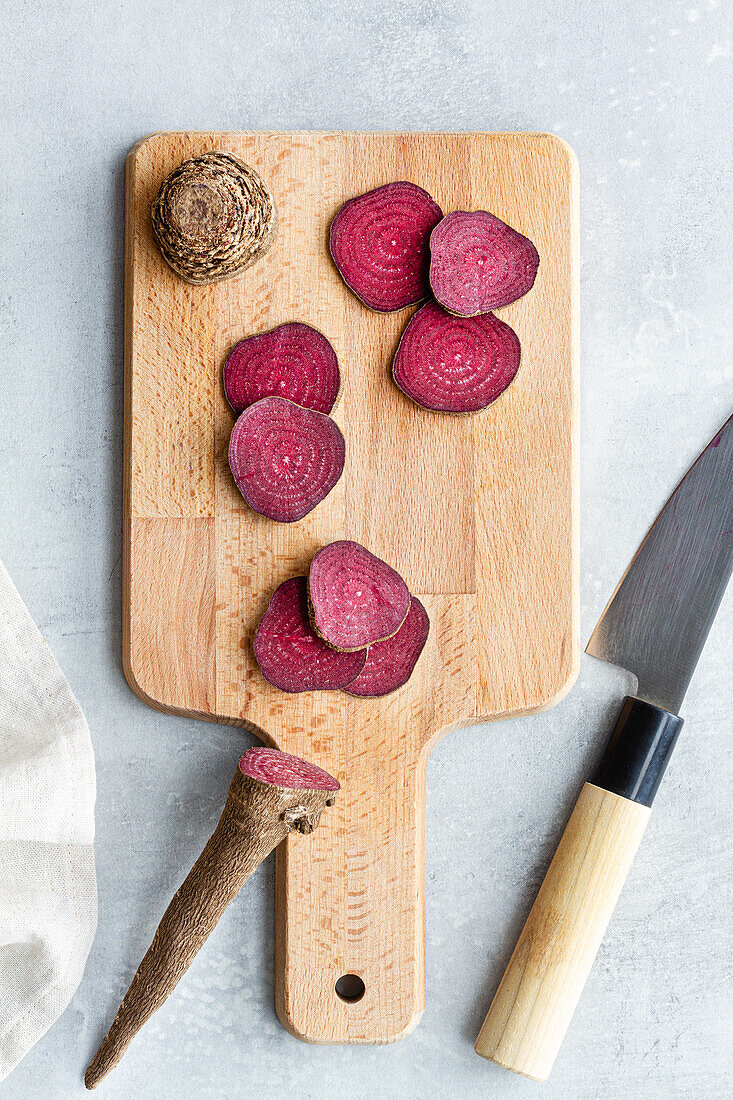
229,397 -> 345,522
224,322 -> 341,415
429,210 -> 539,316
308,540 -> 411,651
392,300 -> 521,414
346,597 -> 430,697
254,577 -> 366,692
330,182 -> 443,312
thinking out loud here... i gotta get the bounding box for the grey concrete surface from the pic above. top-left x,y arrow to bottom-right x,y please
1,0 -> 731,1096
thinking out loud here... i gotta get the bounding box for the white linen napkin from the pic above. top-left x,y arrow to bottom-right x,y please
0,560 -> 97,1081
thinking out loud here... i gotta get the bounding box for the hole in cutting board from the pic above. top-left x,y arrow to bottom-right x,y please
335,974 -> 365,1003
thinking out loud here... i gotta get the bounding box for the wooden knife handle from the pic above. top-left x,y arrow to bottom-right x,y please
475,697 -> 684,1080
475,782 -> 649,1079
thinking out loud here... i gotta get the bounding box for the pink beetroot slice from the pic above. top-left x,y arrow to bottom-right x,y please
429,210 -> 539,315
308,540 -> 411,651
229,397 -> 344,522
392,301 -> 521,414
346,598 -> 430,698
330,182 -> 443,312
254,577 -> 366,692
224,322 -> 341,415
239,747 -> 340,790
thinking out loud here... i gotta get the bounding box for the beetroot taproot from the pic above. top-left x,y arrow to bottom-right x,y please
84,749 -> 336,1089
224,322 -> 340,415
308,540 -> 410,651
330,182 -> 443,312
254,577 -> 366,692
345,597 -> 429,697
392,301 -> 521,414
429,210 -> 539,315
228,397 -> 344,522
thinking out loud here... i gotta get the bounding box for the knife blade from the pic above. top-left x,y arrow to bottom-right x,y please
475,413 -> 733,1081
587,413 -> 733,713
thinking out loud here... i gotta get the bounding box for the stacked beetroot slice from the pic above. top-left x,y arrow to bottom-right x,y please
330,182 -> 443,312
309,541 -> 410,651
345,597 -> 430,698
429,210 -> 539,316
224,322 -> 340,415
254,541 -> 429,697
229,397 -> 345,523
330,184 -> 539,414
254,576 -> 366,692
392,302 -> 521,414
225,323 -> 345,522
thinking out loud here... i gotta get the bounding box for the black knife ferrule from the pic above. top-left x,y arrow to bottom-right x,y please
591,696 -> 684,808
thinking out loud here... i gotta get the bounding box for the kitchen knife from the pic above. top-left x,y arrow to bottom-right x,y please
475,413 -> 733,1081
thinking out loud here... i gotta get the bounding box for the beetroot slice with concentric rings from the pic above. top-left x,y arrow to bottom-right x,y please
330,182 -> 443,312
308,540 -> 411,651
229,397 -> 345,522
224,322 -> 341,415
238,746 -> 340,791
254,577 -> 366,692
345,597 -> 430,698
429,210 -> 539,315
392,301 -> 521,414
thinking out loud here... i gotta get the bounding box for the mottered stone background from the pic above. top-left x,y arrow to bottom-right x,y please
1,1 -> 731,1097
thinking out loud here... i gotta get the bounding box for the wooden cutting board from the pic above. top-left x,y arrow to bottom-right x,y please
123,130 -> 579,1044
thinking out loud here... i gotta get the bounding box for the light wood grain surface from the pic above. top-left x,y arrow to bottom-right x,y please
475,783 -> 651,1080
123,130 -> 579,1043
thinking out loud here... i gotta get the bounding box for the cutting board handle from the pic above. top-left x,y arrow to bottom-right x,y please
274,741 -> 428,1043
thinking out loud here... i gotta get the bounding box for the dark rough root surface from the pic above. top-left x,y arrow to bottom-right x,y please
330,182 -> 443,312
392,301 -> 521,414
228,397 -> 345,522
254,577 -> 366,692
151,152 -> 277,285
346,598 -> 430,697
84,764 -> 334,1089
224,323 -> 341,415
308,540 -> 411,651
239,747 -> 340,790
429,210 -> 539,315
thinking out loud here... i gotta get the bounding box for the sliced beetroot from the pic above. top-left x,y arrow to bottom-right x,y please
254,577 -> 366,692
308,540 -> 410,651
330,182 -> 443,312
223,322 -> 341,415
392,301 -> 521,414
229,397 -> 345,522
238,746 -> 340,791
345,597 -> 430,698
429,210 -> 539,315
